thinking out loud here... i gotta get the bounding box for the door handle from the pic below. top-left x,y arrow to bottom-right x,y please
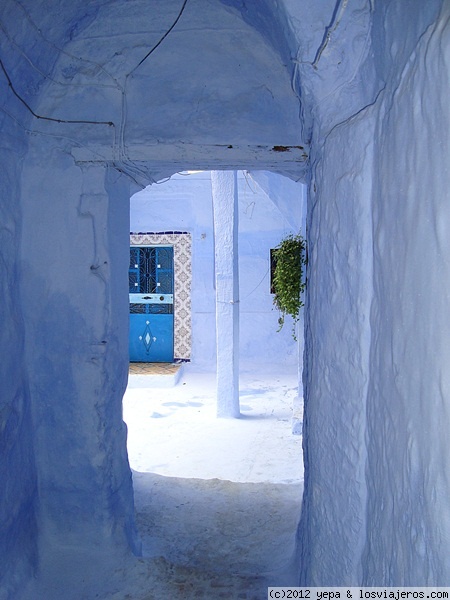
142,296 -> 151,299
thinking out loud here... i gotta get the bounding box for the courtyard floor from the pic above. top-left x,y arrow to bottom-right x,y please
120,364 -> 304,598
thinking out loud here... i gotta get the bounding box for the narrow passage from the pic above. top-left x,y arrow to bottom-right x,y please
122,367 -> 304,596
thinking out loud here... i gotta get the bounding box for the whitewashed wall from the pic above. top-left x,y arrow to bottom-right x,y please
298,0 -> 450,586
130,170 -> 305,371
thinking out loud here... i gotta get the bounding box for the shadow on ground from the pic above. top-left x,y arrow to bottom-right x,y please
132,471 -> 303,594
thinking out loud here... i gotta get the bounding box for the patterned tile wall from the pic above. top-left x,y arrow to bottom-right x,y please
130,232 -> 192,361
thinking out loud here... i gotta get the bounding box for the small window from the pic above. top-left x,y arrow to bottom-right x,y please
270,249 -> 277,294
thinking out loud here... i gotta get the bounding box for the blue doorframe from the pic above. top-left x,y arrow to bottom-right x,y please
129,246 -> 174,362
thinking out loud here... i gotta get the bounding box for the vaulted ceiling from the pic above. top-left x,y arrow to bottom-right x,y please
0,0 -> 373,181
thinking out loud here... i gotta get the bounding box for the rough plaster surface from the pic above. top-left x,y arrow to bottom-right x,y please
363,5 -> 450,584
299,0 -> 450,586
299,107 -> 374,585
19,152 -> 139,560
0,122 -> 38,599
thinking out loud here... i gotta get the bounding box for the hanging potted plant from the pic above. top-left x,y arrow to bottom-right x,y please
271,233 -> 307,340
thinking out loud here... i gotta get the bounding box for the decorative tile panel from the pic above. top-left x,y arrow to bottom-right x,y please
130,232 -> 192,361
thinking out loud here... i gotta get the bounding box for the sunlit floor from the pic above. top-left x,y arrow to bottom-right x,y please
123,364 -> 304,483
120,364 -> 304,598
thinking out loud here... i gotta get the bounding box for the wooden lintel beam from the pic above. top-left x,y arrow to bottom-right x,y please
71,143 -> 309,165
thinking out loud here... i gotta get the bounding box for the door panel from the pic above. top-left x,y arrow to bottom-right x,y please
129,246 -> 174,362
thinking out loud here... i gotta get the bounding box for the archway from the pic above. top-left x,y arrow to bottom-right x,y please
122,168 -> 305,580
5,0 -> 308,595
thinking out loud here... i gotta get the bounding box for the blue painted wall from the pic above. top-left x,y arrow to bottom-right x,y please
130,170 -> 305,370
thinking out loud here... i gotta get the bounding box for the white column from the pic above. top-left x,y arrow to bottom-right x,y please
211,170 -> 240,418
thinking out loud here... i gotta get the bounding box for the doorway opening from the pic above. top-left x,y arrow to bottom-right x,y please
123,169 -> 305,585
129,231 -> 193,365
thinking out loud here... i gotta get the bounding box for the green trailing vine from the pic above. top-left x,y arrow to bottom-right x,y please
272,233 -> 307,339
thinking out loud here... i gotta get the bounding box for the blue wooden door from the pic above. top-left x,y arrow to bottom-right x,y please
129,246 -> 174,362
